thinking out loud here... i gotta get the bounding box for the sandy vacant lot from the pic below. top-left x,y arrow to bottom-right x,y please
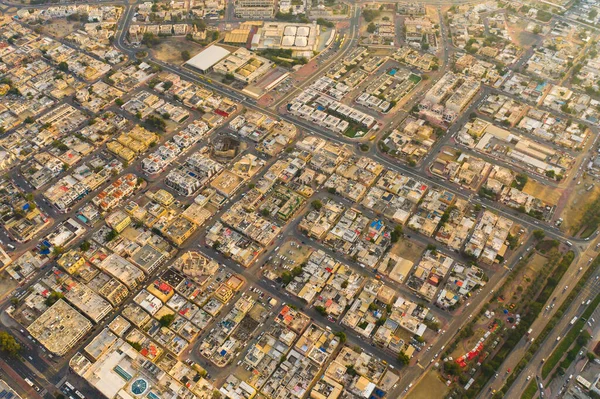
151,38 -> 205,64
507,20 -> 539,48
561,174 -> 600,234
522,179 -> 561,206
41,19 -> 79,38
390,238 -> 425,263
407,370 -> 449,399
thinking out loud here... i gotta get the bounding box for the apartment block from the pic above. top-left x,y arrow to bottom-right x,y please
28,299 -> 92,356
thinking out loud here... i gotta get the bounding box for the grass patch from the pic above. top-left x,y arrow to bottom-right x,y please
408,73 -> 422,84
581,225 -> 596,239
344,127 -> 364,138
521,381 -> 537,399
542,291 -> 600,377
558,331 -> 590,371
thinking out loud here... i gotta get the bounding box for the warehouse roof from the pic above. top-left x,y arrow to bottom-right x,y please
185,45 -> 231,72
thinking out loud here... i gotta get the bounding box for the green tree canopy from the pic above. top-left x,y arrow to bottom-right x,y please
0,331 -> 20,356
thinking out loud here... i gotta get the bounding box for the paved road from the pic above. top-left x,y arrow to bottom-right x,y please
0,1 -> 595,399
501,244 -> 600,398
111,4 -> 593,397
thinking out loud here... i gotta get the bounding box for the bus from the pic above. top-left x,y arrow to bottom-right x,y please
24,378 -> 34,387
570,316 -> 578,325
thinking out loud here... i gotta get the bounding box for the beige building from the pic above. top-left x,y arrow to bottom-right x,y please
234,0 -> 274,18
28,299 -> 92,356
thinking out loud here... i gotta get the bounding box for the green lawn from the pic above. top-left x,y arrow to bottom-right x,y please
521,381 -> 537,399
343,127 -> 365,138
408,73 -> 422,84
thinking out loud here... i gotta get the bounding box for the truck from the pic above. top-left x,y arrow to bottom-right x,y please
570,316 -> 578,325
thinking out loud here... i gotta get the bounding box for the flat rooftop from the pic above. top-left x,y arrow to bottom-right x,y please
27,299 -> 92,356
185,45 -> 231,72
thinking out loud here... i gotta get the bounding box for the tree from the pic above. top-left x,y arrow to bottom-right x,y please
142,32 -> 160,47
0,332 -> 20,356
533,229 -> 546,240
159,314 -> 175,327
181,50 -> 191,60
333,331 -> 346,343
80,241 -> 91,251
282,271 -> 293,285
390,225 -> 403,243
315,305 -> 327,316
590,9 -> 598,19
367,22 -> 377,33
52,246 -> 65,257
106,229 -> 119,242
444,360 -> 460,375
316,18 -> 334,28
311,200 -> 323,210
145,115 -> 167,132
398,351 -> 410,365
127,340 -> 142,351
275,11 -> 296,21
45,291 -> 64,307
362,9 -> 380,22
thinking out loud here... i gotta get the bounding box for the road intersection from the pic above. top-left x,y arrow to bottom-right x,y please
0,1 -> 597,399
